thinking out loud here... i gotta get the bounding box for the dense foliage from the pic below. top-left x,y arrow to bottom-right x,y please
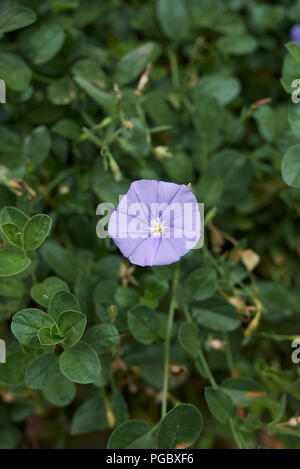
0,0 -> 300,450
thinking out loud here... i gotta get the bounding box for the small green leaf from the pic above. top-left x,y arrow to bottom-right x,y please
221,377 -> 265,407
22,214 -> 52,251
48,290 -> 81,321
0,206 -> 29,229
157,404 -> 203,449
127,305 -> 159,345
115,42 -> 161,85
184,267 -> 218,302
31,276 -> 70,308
178,322 -> 200,356
192,298 -> 241,331
0,248 -> 31,277
11,308 -> 54,347
281,145 -> 300,188
0,5 -> 36,34
286,42 -> 300,67
0,353 -> 32,385
0,277 -> 25,298
71,397 -> 107,435
0,52 -> 31,91
57,310 -> 87,346
43,373 -> 76,407
59,342 -> 100,384
74,76 -> 114,112
194,74 -> 241,106
29,24 -> 65,65
25,353 -> 59,389
217,34 -> 258,55
24,126 -> 51,166
107,420 -> 154,449
0,425 -> 21,449
205,387 -> 234,423
38,327 -> 65,346
41,240 -> 80,283
52,118 -> 80,140
1,223 -> 23,248
84,324 -> 119,354
157,0 -> 190,41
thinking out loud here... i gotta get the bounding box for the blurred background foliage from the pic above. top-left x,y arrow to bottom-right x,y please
0,0 -> 300,449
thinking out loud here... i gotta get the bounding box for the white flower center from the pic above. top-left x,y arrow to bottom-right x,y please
149,217 -> 165,237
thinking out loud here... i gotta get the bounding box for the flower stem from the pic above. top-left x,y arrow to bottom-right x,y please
198,338 -> 244,449
223,331 -> 235,376
162,265 -> 180,418
168,50 -> 180,89
197,348 -> 218,390
229,418 -> 243,450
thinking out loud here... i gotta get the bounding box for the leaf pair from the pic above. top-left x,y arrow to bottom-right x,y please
0,206 -> 52,277
108,404 -> 203,449
2,213 -> 52,252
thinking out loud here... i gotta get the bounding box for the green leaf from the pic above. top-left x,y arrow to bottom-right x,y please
157,0 -> 190,41
74,76 -> 114,112
281,145 -> 300,188
115,42 -> 161,85
0,425 -> 21,449
115,286 -> 140,309
193,95 -> 221,137
0,353 -> 32,385
71,397 -> 107,435
206,149 -> 253,209
288,102 -> 300,138
257,281 -> 293,322
38,327 -> 65,346
52,118 -> 80,140
22,214 -> 52,251
31,276 -> 70,308
286,42 -> 300,67
221,377 -> 265,407
107,420 -> 154,449
48,79 -> 76,106
192,298 -> 241,331
0,248 -> 31,277
24,126 -> 51,166
57,310 -> 87,346
25,353 -> 59,390
0,277 -> 25,298
178,322 -> 200,357
162,151 -> 193,186
205,387 -> 234,423
29,24 -> 65,65
0,206 -> 29,229
84,324 -> 119,354
48,290 -> 81,321
0,5 -> 36,34
1,223 -> 22,248
127,305 -> 159,345
41,240 -> 80,283
184,267 -> 218,301
157,404 -> 203,449
0,52 -> 31,91
269,395 -> 287,425
111,391 -> 129,426
217,34 -> 258,55
43,373 -> 76,407
59,342 -> 101,384
194,74 -> 241,105
11,308 -> 54,347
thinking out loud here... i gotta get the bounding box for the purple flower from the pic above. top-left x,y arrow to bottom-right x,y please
108,180 -> 201,267
290,25 -> 300,46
